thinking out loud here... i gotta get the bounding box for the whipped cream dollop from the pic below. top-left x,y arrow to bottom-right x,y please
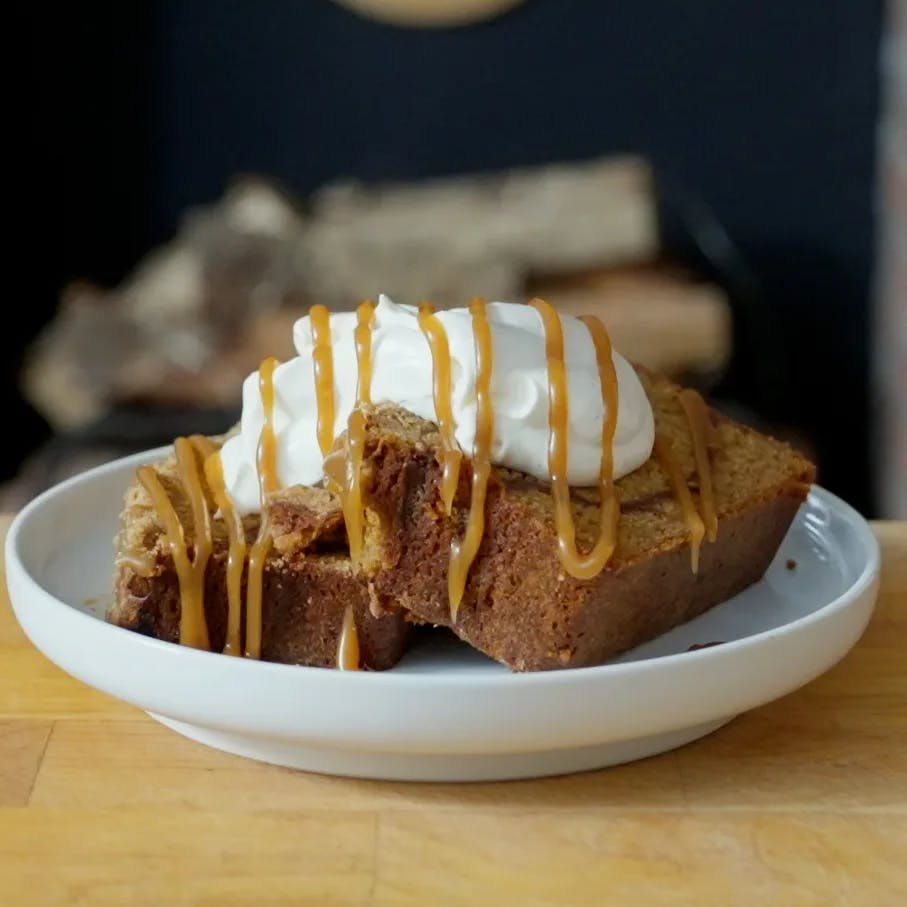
219,295 -> 655,514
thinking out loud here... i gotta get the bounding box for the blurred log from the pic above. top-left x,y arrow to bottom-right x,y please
300,156 -> 658,310
527,265 -> 731,383
23,159 -> 733,430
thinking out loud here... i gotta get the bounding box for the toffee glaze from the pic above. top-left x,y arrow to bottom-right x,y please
337,604 -> 360,671
530,299 -> 620,579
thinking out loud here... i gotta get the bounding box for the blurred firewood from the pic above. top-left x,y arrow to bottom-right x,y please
301,156 -> 657,309
24,159 -> 733,431
526,264 -> 731,383
23,180 -> 306,429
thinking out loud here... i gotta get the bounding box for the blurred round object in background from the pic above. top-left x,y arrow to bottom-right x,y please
332,0 -> 525,28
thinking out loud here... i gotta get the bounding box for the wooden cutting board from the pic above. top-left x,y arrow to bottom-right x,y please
1,517 -> 904,906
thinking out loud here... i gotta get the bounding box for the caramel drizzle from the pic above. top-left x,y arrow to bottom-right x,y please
339,300 -> 376,564
354,300 -> 376,405
654,435 -> 706,573
310,304 -> 336,458
256,357 -> 281,493
245,357 -> 281,660
529,299 -> 621,579
579,314 -> 621,566
337,604 -> 360,671
187,434 -> 218,472
418,302 -> 463,515
447,298 -> 494,620
136,438 -> 212,650
176,438 -> 214,649
203,448 -> 247,656
679,388 -> 718,543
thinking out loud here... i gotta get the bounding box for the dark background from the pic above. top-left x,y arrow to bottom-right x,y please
23,0 -> 883,513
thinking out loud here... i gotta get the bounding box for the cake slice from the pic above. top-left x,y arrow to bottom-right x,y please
277,368 -> 814,671
110,367 -> 814,673
108,444 -> 411,670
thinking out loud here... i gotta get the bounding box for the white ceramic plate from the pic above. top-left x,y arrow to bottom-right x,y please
6,449 -> 880,782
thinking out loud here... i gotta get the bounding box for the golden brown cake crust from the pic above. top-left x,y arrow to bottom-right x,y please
346,368 -> 816,670
108,444 -> 410,670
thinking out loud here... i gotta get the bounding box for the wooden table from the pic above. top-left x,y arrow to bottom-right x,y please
1,517 -> 905,906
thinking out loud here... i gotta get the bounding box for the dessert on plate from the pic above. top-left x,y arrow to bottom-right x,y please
108,295 -> 815,671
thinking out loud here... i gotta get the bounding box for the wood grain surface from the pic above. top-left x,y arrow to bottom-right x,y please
1,516 -> 905,906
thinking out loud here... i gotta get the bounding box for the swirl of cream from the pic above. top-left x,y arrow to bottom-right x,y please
219,295 -> 654,513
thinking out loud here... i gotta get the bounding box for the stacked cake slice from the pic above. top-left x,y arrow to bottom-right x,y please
109,368 -> 814,671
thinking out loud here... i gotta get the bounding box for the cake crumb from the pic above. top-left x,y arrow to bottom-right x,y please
687,640 -> 723,651
786,558 -> 797,570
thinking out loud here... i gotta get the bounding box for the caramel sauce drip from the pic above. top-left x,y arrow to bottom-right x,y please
256,357 -> 281,495
354,299 -> 376,405
336,604 -> 360,671
245,357 -> 281,660
137,447 -> 211,651
447,298 -> 494,620
202,448 -> 247,657
188,434 -> 218,474
529,298 -> 622,579
654,435 -> 706,573
337,410 -> 368,564
418,302 -> 462,515
174,437 -> 214,649
310,304 -> 336,458
679,388 -> 718,543
578,314 -> 621,569
339,300 -> 376,564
